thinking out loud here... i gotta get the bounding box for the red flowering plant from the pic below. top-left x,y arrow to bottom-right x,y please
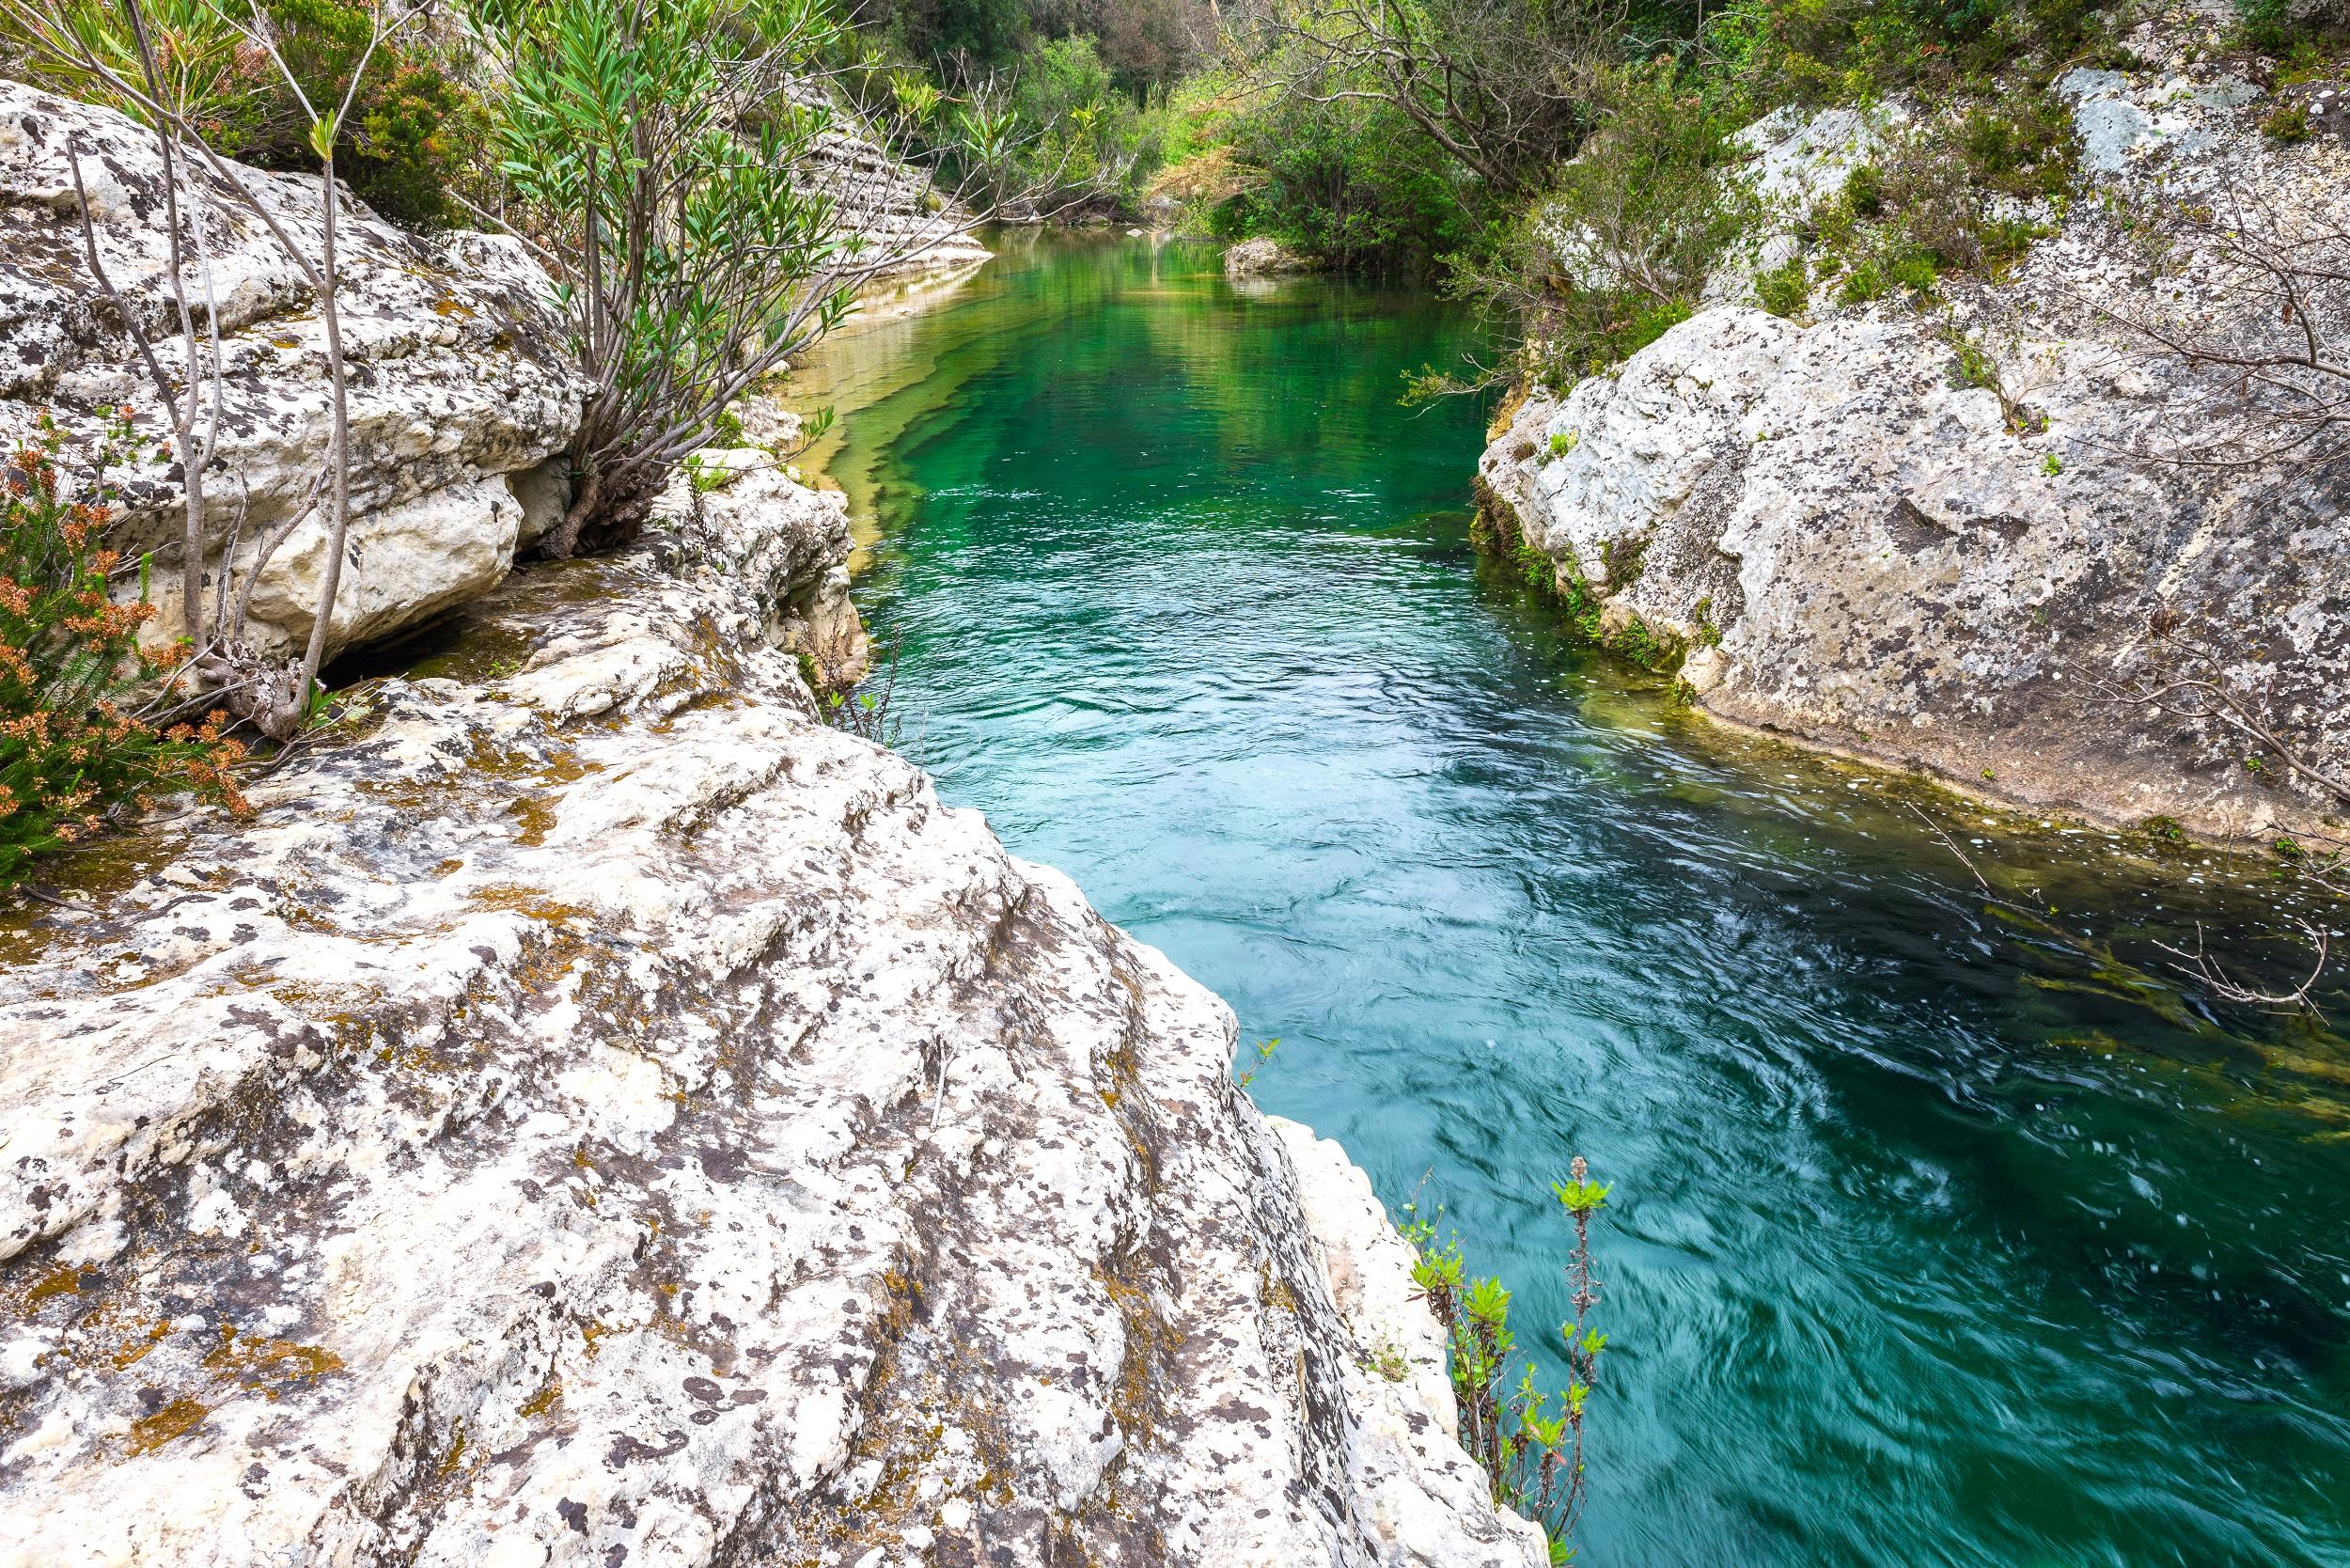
0,411 -> 248,889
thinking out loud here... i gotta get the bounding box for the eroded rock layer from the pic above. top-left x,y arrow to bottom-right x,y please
0,470 -> 1541,1568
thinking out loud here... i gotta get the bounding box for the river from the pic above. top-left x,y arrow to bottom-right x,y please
790,230 -> 2350,1567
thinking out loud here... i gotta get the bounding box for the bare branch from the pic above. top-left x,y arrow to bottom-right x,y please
2154,919 -> 2333,1013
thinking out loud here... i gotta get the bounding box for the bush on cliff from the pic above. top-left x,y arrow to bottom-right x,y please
482,0 -> 1013,555
14,0 -> 485,227
0,418 -> 247,890
1417,59 -> 1750,391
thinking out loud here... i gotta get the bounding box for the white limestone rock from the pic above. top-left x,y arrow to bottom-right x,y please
1480,48 -> 2350,839
0,464 -> 1539,1568
0,79 -> 585,664
1225,238 -> 1315,278
1268,1121 -> 1551,1568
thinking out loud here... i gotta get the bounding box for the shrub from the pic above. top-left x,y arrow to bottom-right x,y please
1,417 -> 247,889
1956,91 -> 2080,199
891,0 -> 1029,66
2262,101 -> 2312,141
1838,254 -> 1889,304
15,0 -> 483,227
482,0 -> 926,554
1806,94 -> 2076,296
1439,61 -> 1752,388
1004,33 -> 1152,206
1754,253 -> 1810,316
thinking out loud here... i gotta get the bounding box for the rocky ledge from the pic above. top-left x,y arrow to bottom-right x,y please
0,460 -> 1542,1567
1480,29 -> 2350,840
0,79 -> 586,665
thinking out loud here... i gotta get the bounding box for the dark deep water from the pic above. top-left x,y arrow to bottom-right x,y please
791,231 -> 2350,1567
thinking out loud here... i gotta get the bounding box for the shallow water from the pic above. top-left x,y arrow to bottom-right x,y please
791,231 -> 2350,1567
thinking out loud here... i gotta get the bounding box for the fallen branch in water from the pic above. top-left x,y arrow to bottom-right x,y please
2154,919 -> 2332,1015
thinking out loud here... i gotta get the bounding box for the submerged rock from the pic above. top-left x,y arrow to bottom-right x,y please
1480,56 -> 2350,839
0,460 -> 1542,1567
0,79 -> 586,666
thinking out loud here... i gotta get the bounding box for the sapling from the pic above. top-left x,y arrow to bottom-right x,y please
1402,1156 -> 1613,1563
8,0 -> 438,737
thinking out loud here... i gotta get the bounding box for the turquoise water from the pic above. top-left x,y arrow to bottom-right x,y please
793,232 -> 2350,1566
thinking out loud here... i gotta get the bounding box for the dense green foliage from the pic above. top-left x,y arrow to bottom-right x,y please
479,0 -> 872,551
1209,91 -> 1467,273
12,0 -> 483,227
0,418 -> 246,889
1711,0 -> 2121,106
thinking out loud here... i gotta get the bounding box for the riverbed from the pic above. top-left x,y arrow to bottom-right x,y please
791,231 -> 2350,1567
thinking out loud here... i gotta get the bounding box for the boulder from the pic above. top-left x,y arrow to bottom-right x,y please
0,461 -> 1543,1568
1480,57 -> 2350,839
1225,238 -> 1314,279
0,79 -> 585,665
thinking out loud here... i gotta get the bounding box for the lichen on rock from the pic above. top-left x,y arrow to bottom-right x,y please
0,450 -> 1540,1566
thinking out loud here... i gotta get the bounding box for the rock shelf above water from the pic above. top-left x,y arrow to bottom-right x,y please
0,460 -> 1543,1568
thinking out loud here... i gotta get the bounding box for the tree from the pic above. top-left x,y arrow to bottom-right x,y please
1238,0 -> 1628,198
5,0 -> 441,738
474,0 -> 1003,556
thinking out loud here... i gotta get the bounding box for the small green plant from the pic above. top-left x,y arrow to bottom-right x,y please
1236,1035 -> 1282,1090
1691,595 -> 1721,640
2262,102 -> 2312,142
1838,256 -> 1890,305
1402,1157 -> 1613,1563
1755,255 -> 1810,318
1548,430 -> 1579,460
1887,250 -> 1939,294
2042,452 -> 2063,476
1,417 -> 249,888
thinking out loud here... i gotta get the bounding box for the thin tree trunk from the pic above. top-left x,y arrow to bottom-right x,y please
294,155 -> 351,714
118,0 -> 206,651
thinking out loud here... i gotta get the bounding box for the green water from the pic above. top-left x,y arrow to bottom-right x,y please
792,232 -> 2350,1566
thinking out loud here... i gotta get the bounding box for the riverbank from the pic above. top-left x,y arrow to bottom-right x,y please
0,414 -> 1546,1566
0,92 -> 1546,1562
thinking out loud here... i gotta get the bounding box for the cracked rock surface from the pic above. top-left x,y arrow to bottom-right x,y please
0,78 -> 584,663
0,465 -> 1542,1568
